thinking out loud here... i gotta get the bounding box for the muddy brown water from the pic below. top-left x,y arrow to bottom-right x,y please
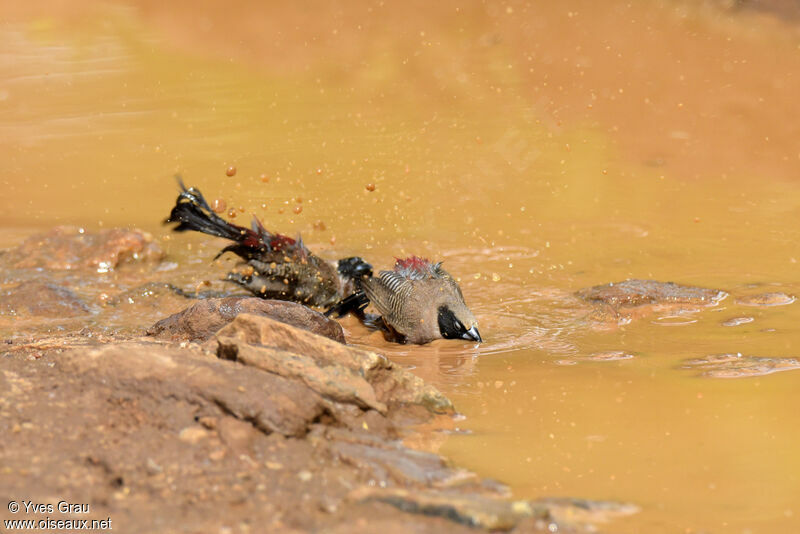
3,1 -> 800,532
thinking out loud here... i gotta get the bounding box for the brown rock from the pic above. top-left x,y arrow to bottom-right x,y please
216,339 -> 387,413
209,314 -> 453,414
217,415 -> 259,453
312,426 -> 476,488
0,226 -> 163,271
148,297 -> 345,343
178,425 -> 211,444
576,279 -> 726,308
0,281 -> 89,317
58,342 -> 330,437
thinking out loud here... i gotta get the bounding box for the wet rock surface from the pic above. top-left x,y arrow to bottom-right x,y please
0,226 -> 164,271
577,279 -> 727,325
735,292 -> 796,307
148,296 -> 346,342
0,281 -> 89,317
577,279 -> 727,308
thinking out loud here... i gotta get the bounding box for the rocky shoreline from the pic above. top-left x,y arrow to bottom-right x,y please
1,227 -> 644,533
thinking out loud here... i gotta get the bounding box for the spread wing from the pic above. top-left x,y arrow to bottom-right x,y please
363,271 -> 416,332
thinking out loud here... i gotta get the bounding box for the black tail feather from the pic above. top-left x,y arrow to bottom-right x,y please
324,290 -> 369,318
165,177 -> 249,242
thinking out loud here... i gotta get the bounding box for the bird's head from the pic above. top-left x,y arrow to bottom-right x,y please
437,299 -> 482,343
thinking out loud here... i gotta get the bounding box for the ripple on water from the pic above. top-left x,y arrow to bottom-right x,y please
555,350 -> 635,366
735,292 -> 796,307
721,316 -> 754,327
682,353 -> 800,378
651,314 -> 699,326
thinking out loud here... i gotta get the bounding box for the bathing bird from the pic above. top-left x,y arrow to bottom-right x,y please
165,180 -> 371,308
326,256 -> 482,344
165,180 -> 481,344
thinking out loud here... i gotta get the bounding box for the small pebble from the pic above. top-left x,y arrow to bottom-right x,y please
209,449 -> 226,461
179,426 -> 209,444
365,183 -> 376,192
226,166 -> 237,177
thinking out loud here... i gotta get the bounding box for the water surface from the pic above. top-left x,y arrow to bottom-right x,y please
3,2 -> 800,532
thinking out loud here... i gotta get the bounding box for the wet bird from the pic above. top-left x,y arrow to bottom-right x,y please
327,256 -> 482,344
165,180 -> 371,308
165,181 -> 481,344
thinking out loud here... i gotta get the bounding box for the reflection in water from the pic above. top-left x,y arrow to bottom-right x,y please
3,1 -> 800,533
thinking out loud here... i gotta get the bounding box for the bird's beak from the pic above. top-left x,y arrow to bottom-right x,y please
463,326 -> 482,343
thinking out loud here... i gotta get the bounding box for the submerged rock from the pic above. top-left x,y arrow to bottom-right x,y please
682,353 -> 800,378
735,292 -> 796,307
576,279 -> 726,308
577,279 -> 727,326
0,281 -> 89,317
0,226 -> 163,271
148,296 -> 345,343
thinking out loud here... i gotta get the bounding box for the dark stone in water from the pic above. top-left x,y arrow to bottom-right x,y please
576,279 -> 726,308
